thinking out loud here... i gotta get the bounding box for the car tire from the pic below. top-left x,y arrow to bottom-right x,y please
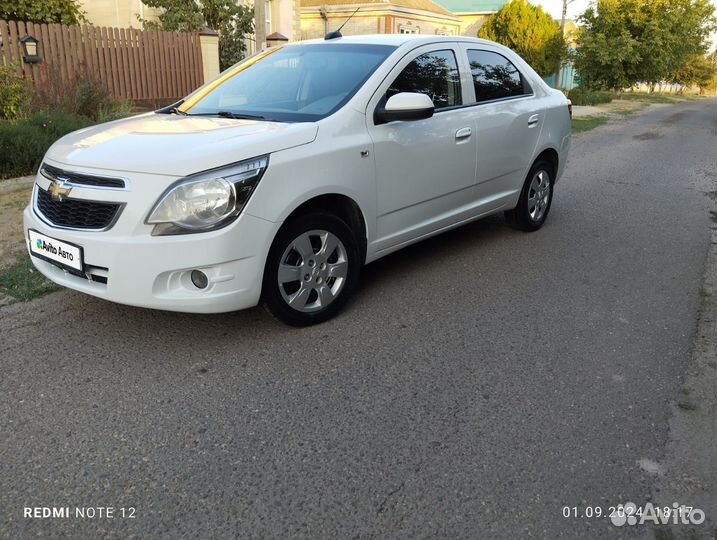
261,212 -> 360,326
505,159 -> 555,231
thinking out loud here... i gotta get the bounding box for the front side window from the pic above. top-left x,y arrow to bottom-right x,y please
467,49 -> 529,103
387,49 -> 462,110
182,44 -> 396,122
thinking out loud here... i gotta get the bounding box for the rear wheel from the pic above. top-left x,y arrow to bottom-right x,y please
505,159 -> 554,231
262,212 -> 360,326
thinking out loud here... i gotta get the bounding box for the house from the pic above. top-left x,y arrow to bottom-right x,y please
78,0 -> 504,57
78,0 -> 300,55
77,0 -> 161,29
299,0 -> 461,40
430,0 -> 506,36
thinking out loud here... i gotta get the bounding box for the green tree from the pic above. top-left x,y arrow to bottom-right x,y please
141,0 -> 254,71
574,0 -> 716,91
478,0 -> 566,77
0,0 -> 86,25
671,53 -> 716,93
573,0 -> 641,90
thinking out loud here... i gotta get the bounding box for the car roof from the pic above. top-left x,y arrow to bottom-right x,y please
293,34 -> 497,48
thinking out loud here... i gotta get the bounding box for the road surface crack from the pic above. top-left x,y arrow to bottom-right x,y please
376,482 -> 405,515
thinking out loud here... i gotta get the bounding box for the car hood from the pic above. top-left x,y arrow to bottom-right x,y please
44,113 -> 319,177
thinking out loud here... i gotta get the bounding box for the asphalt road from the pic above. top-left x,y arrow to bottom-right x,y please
1,99 -> 716,539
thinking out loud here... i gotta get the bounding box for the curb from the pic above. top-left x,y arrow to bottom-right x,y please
0,175 -> 34,193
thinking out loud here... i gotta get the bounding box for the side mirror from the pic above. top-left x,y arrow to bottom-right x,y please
374,92 -> 435,125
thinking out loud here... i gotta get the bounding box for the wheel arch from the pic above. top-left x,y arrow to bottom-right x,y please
534,147 -> 559,178
282,194 -> 368,265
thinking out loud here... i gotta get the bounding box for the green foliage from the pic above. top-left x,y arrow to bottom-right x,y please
70,80 -> 134,122
619,91 -> 696,103
575,0 -> 717,90
670,54 -> 715,92
478,0 -> 566,77
0,64 -> 29,120
0,0 -> 86,24
0,77 -> 134,179
567,88 -> 613,106
31,73 -> 134,123
140,0 -> 254,70
0,251 -> 59,302
96,100 -> 136,123
218,10 -> 255,71
0,111 -> 92,178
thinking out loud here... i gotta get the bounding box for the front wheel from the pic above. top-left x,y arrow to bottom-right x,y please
261,212 -> 360,326
505,159 -> 554,231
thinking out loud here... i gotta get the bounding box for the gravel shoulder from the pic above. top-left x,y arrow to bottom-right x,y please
646,216 -> 717,539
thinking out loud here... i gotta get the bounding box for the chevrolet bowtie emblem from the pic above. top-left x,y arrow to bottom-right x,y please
48,177 -> 73,202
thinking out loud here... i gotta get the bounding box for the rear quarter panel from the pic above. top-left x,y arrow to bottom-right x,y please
538,89 -> 572,182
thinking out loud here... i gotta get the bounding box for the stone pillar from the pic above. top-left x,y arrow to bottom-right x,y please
255,0 -> 267,50
199,27 -> 220,84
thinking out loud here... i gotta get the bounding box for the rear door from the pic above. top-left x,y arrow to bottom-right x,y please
459,45 -> 544,203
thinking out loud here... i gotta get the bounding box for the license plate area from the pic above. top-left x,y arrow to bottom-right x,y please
28,229 -> 85,275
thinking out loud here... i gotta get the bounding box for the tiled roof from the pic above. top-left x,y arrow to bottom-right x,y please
301,0 -> 457,17
432,0 -> 506,13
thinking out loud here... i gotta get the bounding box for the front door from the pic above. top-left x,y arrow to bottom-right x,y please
366,45 -> 477,252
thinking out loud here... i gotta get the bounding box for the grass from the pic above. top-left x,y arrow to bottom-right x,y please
0,250 -> 59,303
619,91 -> 704,104
572,116 -> 609,133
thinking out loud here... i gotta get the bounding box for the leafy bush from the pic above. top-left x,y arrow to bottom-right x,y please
0,76 -> 136,179
96,100 -> 136,123
0,111 -> 92,179
72,80 -> 112,119
0,64 -> 29,120
0,0 -> 87,25
567,88 -> 614,106
32,74 -> 134,123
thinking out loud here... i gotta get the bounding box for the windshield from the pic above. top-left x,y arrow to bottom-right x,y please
181,44 -> 396,122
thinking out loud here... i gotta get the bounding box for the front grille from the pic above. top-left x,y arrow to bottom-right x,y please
36,187 -> 122,230
41,163 -> 126,189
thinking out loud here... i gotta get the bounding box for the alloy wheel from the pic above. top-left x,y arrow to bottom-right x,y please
527,170 -> 551,222
278,229 -> 349,313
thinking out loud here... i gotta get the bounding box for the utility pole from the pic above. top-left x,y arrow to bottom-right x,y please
555,0 -> 574,90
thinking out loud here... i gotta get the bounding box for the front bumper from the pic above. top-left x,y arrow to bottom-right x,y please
23,201 -> 278,314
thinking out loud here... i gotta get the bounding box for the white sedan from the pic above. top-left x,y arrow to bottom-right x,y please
24,34 -> 571,326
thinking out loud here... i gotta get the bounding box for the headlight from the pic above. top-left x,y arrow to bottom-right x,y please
147,156 -> 268,235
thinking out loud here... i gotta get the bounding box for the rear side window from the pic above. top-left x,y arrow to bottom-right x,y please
467,50 -> 530,103
387,50 -> 462,110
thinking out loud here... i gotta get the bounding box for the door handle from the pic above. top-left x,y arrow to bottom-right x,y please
528,114 -> 540,128
455,127 -> 472,139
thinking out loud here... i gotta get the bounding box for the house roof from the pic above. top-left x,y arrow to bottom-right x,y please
431,0 -> 506,14
300,0 -> 456,18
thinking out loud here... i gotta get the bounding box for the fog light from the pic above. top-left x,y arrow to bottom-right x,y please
190,269 -> 209,289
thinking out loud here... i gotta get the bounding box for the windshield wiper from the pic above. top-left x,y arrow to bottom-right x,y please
214,111 -> 266,120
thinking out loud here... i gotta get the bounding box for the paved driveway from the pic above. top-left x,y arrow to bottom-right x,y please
1,99 -> 716,539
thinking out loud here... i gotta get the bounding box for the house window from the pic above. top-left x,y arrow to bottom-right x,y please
436,28 -> 452,36
265,0 -> 272,35
399,24 -> 418,34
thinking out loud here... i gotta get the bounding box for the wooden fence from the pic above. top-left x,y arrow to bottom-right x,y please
0,19 -> 204,104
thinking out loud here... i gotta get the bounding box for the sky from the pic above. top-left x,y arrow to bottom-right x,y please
530,0 -> 717,51
530,0 -> 591,20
